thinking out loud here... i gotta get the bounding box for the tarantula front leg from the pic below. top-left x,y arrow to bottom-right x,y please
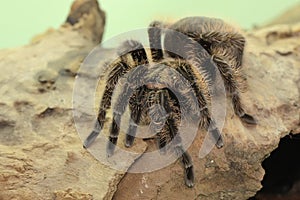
148,20 -> 172,62
155,120 -> 194,187
84,40 -> 148,150
174,139 -> 194,188
83,60 -> 130,148
149,89 -> 178,154
107,82 -> 134,156
166,60 -> 224,147
212,55 -> 257,125
125,85 -> 147,147
157,89 -> 194,187
107,66 -> 148,156
148,21 -> 163,62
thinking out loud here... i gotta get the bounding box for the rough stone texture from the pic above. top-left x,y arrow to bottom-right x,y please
64,0 -> 106,43
263,3 -> 300,27
0,1 -> 300,200
113,24 -> 300,200
0,1 -> 145,200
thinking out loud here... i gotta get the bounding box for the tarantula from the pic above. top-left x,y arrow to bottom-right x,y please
83,16 -> 257,188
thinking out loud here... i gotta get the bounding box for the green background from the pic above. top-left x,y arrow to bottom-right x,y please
0,0 -> 299,49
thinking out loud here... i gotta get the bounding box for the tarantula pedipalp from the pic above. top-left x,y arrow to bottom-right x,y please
83,16 -> 257,188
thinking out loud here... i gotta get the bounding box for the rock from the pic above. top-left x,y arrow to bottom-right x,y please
263,3 -> 300,27
0,1 -> 145,200
0,1 -> 299,200
64,0 -> 106,43
54,188 -> 93,200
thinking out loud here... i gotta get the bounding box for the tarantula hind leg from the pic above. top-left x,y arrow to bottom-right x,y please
212,55 -> 257,125
232,91 -> 257,125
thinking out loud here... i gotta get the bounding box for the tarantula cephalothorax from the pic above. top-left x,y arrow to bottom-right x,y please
83,16 -> 257,188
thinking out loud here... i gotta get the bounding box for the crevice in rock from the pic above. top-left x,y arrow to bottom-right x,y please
0,119 -> 17,145
250,133 -> 300,199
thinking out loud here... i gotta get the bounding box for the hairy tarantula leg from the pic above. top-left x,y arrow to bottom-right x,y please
156,131 -> 168,155
107,112 -> 121,157
199,31 -> 245,46
84,40 -> 145,148
107,49 -> 149,156
149,90 -> 170,154
125,121 -> 137,148
107,68 -> 148,156
148,20 -> 172,62
107,82 -> 134,157
126,112 -> 145,148
84,40 -> 148,150
208,118 -> 224,148
83,112 -> 104,148
148,21 -> 163,62
175,145 -> 194,188
169,118 -> 194,188
83,60 -> 130,148
156,90 -> 171,153
154,91 -> 170,154
193,31 -> 245,68
212,55 -> 257,125
169,60 -> 224,148
159,90 -> 194,187
125,86 -> 147,147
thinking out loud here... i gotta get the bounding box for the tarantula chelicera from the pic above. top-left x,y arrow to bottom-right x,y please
83,16 -> 257,188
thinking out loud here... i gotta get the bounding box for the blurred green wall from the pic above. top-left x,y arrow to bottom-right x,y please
0,0 -> 299,48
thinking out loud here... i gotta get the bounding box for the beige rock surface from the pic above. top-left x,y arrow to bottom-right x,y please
0,1 -> 300,200
263,3 -> 300,27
